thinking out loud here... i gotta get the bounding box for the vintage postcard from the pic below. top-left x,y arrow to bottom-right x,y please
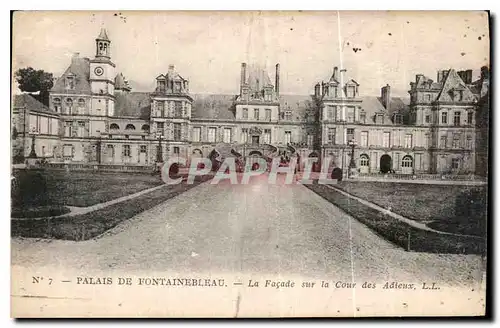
10,10 -> 489,317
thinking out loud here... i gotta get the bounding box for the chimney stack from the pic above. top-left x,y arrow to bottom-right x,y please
381,84 -> 391,110
275,63 -> 280,96
465,69 -> 473,84
314,83 -> 321,98
333,67 -> 339,81
241,63 -> 247,87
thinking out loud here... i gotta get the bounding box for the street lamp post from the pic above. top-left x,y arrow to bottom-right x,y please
28,127 -> 39,159
96,130 -> 102,164
348,138 -> 358,179
156,133 -> 165,163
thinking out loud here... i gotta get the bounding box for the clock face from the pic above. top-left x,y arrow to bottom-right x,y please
94,67 -> 104,76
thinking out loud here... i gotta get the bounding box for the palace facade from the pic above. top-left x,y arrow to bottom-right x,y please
12,28 -> 490,176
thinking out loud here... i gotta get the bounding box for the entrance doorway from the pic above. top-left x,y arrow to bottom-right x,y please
380,154 -> 392,173
252,136 -> 260,145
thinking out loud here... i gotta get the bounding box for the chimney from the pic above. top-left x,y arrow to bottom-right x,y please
314,83 -> 321,98
275,63 -> 280,96
333,67 -> 339,81
381,84 -> 391,109
481,66 -> 489,80
241,63 -> 247,87
72,52 -> 80,63
466,69 -> 473,84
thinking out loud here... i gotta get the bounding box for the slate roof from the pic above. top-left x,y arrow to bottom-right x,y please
97,28 -> 110,41
191,94 -> 236,120
51,57 -> 91,94
279,94 -> 316,122
111,90 -> 410,125
13,94 -> 57,115
114,92 -> 151,119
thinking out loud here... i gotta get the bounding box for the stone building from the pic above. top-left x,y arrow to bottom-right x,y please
11,28 -> 489,176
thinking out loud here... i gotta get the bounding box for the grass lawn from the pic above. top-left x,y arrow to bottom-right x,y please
305,182 -> 485,255
11,175 -> 212,241
334,181 -> 488,237
12,169 -> 164,207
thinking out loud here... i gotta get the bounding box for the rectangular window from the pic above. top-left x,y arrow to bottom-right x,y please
307,134 -> 314,147
156,122 -> 164,136
440,136 -> 447,148
254,108 -> 259,120
454,111 -> 461,126
77,121 -> 85,137
123,145 -> 131,157
425,115 -> 431,124
192,127 -> 201,142
425,134 -> 431,148
452,158 -> 460,169
467,111 -> 474,125
63,145 -> 73,157
285,131 -> 292,144
242,108 -> 248,119
175,101 -> 182,117
208,127 -> 216,143
466,135 -> 473,149
347,128 -> 354,142
241,128 -> 248,143
348,86 -> 356,98
347,107 -> 355,123
328,128 -> 336,144
173,146 -> 180,155
265,108 -> 271,121
359,112 -> 366,124
156,101 -> 164,117
223,128 -> 232,143
327,106 -> 335,120
405,134 -> 413,148
452,134 -> 461,149
383,132 -> 391,148
64,121 -> 72,137
140,145 -> 147,153
285,111 -> 292,121
441,112 -> 448,124
361,131 -> 368,147
158,80 -> 166,92
263,129 -> 271,144
173,123 -> 181,141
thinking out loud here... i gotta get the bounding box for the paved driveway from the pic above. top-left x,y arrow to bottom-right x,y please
12,174 -> 484,285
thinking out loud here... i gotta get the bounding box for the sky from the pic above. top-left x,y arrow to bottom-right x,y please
12,10 -> 490,97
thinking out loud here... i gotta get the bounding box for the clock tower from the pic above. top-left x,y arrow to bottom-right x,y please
90,28 -> 116,116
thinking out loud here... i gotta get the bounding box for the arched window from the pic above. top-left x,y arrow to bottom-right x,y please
402,155 -> 413,168
53,98 -> 61,112
125,124 -> 136,130
141,124 -> 150,132
360,154 -> 369,166
66,98 -> 73,105
110,123 -> 120,130
78,98 -> 85,107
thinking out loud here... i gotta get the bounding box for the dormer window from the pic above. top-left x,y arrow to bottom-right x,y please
157,79 -> 166,92
376,113 -> 384,124
174,81 -> 181,93
359,111 -> 366,124
394,114 -> 403,125
348,86 -> 356,98
65,76 -> 75,90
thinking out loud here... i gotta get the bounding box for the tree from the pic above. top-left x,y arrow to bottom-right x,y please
15,67 -> 54,93
14,67 -> 54,106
